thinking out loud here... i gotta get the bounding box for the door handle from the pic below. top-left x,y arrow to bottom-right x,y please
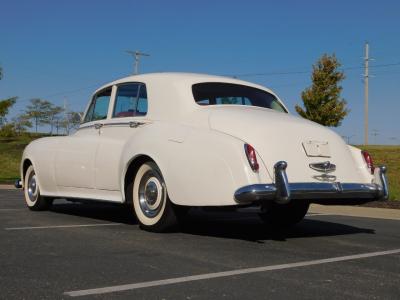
94,123 -> 103,130
129,121 -> 144,128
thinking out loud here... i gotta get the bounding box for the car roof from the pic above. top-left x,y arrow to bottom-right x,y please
88,72 -> 287,122
94,72 -> 276,95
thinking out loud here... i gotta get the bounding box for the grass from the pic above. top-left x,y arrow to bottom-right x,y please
0,134 -> 46,183
0,135 -> 399,200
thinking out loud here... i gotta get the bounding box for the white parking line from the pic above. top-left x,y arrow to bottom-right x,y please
5,223 -> 123,230
64,248 -> 400,297
306,213 -> 334,217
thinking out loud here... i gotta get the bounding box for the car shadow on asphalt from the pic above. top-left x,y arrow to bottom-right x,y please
48,202 -> 375,243
49,201 -> 138,225
180,210 -> 375,242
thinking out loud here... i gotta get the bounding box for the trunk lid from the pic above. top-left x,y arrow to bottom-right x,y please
208,106 -> 364,183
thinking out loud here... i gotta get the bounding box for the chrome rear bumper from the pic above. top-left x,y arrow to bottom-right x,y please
234,161 -> 389,205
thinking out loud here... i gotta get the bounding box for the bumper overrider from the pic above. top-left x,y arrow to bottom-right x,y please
234,161 -> 389,205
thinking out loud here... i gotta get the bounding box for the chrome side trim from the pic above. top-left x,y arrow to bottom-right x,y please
78,121 -> 147,131
234,162 -> 389,205
94,123 -> 103,130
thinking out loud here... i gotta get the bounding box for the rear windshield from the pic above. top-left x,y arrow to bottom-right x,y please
192,82 -> 287,113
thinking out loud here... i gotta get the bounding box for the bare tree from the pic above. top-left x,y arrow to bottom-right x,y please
25,99 -> 52,133
61,111 -> 82,135
12,114 -> 32,135
45,105 -> 64,135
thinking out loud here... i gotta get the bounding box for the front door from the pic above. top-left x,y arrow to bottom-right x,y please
55,87 -> 112,189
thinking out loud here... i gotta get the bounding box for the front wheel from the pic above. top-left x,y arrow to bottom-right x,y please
259,200 -> 309,228
131,162 -> 180,232
24,165 -> 53,211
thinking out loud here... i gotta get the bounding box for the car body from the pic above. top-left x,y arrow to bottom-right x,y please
18,73 -> 389,231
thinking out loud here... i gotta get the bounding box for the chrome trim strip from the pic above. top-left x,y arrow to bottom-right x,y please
309,161 -> 336,173
78,124 -> 95,130
234,162 -> 389,204
78,121 -> 146,130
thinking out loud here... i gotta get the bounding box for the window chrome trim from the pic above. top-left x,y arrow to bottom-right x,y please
81,86 -> 113,125
112,82 -> 148,119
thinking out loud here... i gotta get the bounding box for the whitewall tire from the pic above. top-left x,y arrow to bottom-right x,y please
24,165 -> 52,211
132,162 -> 179,232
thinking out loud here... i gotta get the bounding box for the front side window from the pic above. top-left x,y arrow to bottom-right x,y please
192,82 -> 287,113
113,83 -> 148,118
83,88 -> 112,123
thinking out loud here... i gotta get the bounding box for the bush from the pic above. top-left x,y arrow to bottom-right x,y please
0,124 -> 17,137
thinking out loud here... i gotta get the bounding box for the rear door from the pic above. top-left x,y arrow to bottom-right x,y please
94,83 -> 149,191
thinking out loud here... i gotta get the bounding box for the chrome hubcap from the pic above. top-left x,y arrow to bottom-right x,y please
144,181 -> 159,206
138,172 -> 164,218
27,174 -> 38,202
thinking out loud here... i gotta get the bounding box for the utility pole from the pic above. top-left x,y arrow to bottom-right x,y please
126,50 -> 150,75
63,97 -> 69,135
363,42 -> 369,145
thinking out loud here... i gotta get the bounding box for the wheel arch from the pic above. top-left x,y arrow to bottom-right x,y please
21,158 -> 35,189
122,154 -> 158,204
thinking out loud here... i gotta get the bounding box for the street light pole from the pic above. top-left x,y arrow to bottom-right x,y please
126,50 -> 150,75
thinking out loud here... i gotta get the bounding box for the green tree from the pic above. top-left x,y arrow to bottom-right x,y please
25,98 -> 53,133
295,54 -> 349,127
0,97 -> 17,126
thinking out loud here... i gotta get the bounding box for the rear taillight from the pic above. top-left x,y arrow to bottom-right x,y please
244,143 -> 259,172
361,150 -> 375,174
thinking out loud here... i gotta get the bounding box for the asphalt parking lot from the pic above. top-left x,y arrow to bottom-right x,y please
1,189 -> 399,299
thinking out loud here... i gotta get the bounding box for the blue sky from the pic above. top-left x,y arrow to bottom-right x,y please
1,0 -> 399,144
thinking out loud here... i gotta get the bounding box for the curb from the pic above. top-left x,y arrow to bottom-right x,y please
0,185 -> 16,190
310,204 -> 400,221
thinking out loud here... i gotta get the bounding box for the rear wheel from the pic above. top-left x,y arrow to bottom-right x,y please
131,162 -> 181,232
259,200 -> 309,228
24,165 -> 53,211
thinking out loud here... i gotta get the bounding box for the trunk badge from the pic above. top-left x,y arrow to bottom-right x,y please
309,161 -> 336,173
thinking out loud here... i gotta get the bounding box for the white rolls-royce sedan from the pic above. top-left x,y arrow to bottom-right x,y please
17,73 -> 388,232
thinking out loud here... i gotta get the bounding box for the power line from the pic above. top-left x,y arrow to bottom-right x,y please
13,75 -> 129,105
226,61 -> 400,78
8,60 -> 400,106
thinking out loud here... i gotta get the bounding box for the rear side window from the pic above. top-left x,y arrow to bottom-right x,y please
192,82 -> 287,113
83,88 -> 112,123
113,83 -> 148,118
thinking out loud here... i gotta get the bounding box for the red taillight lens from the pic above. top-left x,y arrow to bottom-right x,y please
244,143 -> 259,172
361,150 -> 375,174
